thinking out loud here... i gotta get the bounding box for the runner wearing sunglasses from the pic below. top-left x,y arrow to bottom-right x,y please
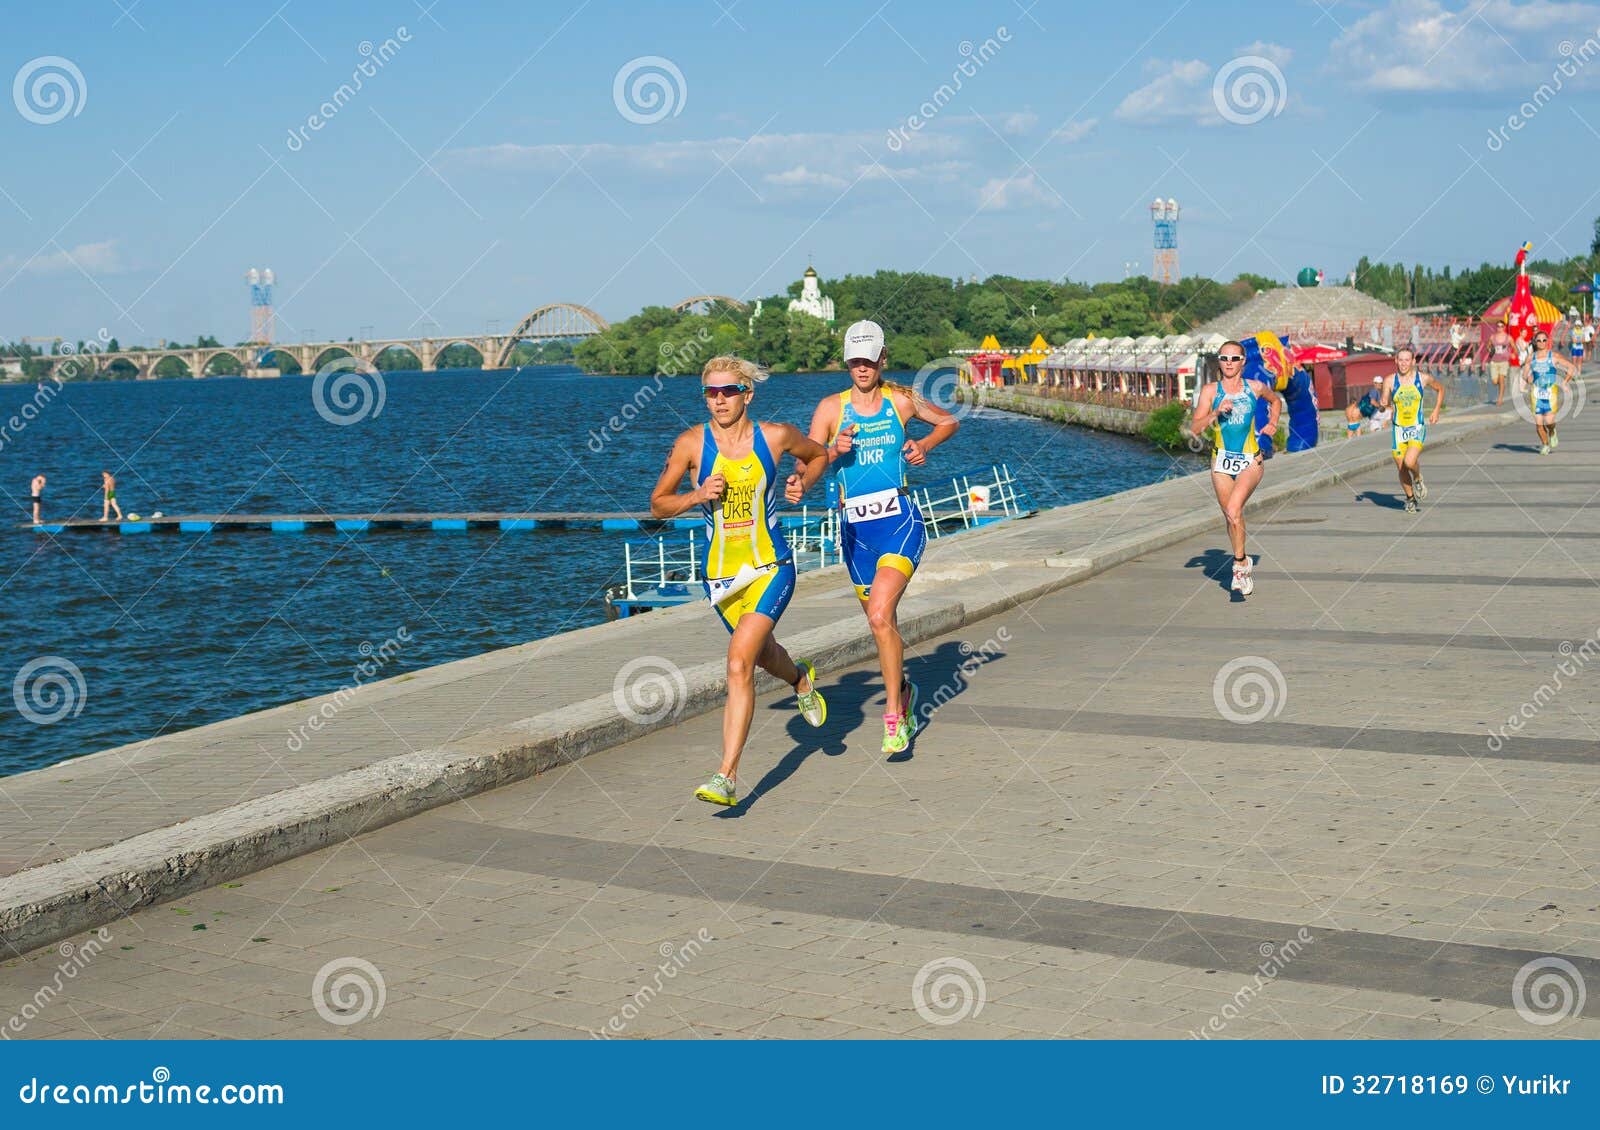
1189,341 -> 1281,596
788,320 -> 958,755
1378,346 -> 1445,512
650,356 -> 832,807
1521,332 -> 1576,455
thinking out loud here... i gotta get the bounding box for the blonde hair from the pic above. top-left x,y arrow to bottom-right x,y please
701,355 -> 768,385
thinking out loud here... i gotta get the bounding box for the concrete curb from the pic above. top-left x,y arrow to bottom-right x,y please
0,409 -> 1517,956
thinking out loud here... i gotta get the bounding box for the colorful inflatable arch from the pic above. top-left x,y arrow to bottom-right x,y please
1190,330 -> 1319,454
1241,330 -> 1320,453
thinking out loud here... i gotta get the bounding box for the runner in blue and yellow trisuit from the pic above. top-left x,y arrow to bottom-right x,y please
1189,340 -> 1281,596
789,320 -> 958,755
1521,331 -> 1576,455
650,355 -> 832,807
1378,346 -> 1445,512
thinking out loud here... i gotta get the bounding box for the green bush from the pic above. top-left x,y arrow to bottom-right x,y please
1142,401 -> 1194,450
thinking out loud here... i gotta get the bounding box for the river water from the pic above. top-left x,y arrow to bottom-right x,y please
0,367 -> 1198,774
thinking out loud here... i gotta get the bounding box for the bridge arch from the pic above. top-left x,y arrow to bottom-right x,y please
196,348 -> 245,377
150,353 -> 195,379
257,348 -> 303,375
369,343 -> 421,370
496,303 -> 609,367
671,295 -> 749,316
309,346 -> 361,372
432,340 -> 486,370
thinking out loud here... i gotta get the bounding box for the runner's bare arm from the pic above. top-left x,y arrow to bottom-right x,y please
649,430 -> 709,518
768,423 -> 830,498
1425,374 -> 1446,422
897,388 -> 958,458
1189,383 -> 1219,433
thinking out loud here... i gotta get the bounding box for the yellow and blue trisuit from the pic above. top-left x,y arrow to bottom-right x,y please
1211,382 -> 1262,477
1389,372 -> 1426,458
697,423 -> 795,633
1528,354 -> 1562,417
829,390 -> 926,600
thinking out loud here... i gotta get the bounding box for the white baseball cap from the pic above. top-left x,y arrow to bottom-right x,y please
842,320 -> 885,363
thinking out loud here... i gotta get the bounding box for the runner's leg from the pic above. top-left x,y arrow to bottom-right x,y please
719,612 -> 777,781
863,566 -> 912,716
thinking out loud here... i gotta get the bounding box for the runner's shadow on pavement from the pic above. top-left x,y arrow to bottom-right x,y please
718,670 -> 876,818
1353,490 -> 1406,510
1492,442 -> 1541,453
1184,549 -> 1255,600
722,642 -> 1004,813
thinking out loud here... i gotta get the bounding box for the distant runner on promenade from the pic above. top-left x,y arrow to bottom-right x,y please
1379,347 -> 1444,512
649,355 -> 830,808
1189,341 -> 1281,596
789,320 -> 958,755
100,470 -> 123,522
1522,331 -> 1576,455
1488,324 -> 1514,406
29,474 -> 45,525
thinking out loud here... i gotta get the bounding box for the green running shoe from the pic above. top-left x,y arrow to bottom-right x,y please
1550,431 -> 1560,448
694,772 -> 737,807
881,714 -> 909,755
794,659 -> 827,727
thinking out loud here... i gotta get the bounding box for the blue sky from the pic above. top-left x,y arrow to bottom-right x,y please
2,0 -> 1599,346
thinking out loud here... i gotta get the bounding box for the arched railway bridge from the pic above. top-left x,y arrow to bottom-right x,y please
32,296 -> 750,379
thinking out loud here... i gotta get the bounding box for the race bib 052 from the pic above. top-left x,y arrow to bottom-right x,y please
1212,451 -> 1252,476
843,487 -> 904,524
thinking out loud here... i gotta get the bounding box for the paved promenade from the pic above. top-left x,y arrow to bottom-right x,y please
3,400 -> 1599,1039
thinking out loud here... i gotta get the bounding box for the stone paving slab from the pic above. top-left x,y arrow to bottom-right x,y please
0,401 -> 1596,1038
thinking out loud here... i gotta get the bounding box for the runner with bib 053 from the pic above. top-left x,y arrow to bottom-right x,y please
1188,340 -> 1281,597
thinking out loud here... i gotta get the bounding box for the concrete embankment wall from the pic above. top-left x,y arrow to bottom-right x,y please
954,385 -> 1152,436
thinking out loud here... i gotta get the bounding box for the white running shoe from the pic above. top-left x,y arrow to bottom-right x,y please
1414,476 -> 1427,500
1237,560 -> 1254,596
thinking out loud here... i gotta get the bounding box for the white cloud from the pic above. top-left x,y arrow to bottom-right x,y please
1113,58 -> 1215,124
998,109 -> 1039,134
1047,117 -> 1098,143
976,172 -> 1062,210
764,164 -> 848,189
1115,46 -> 1292,125
457,130 -> 965,181
1236,41 -> 1294,68
0,240 -> 123,277
1333,0 -> 1600,91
